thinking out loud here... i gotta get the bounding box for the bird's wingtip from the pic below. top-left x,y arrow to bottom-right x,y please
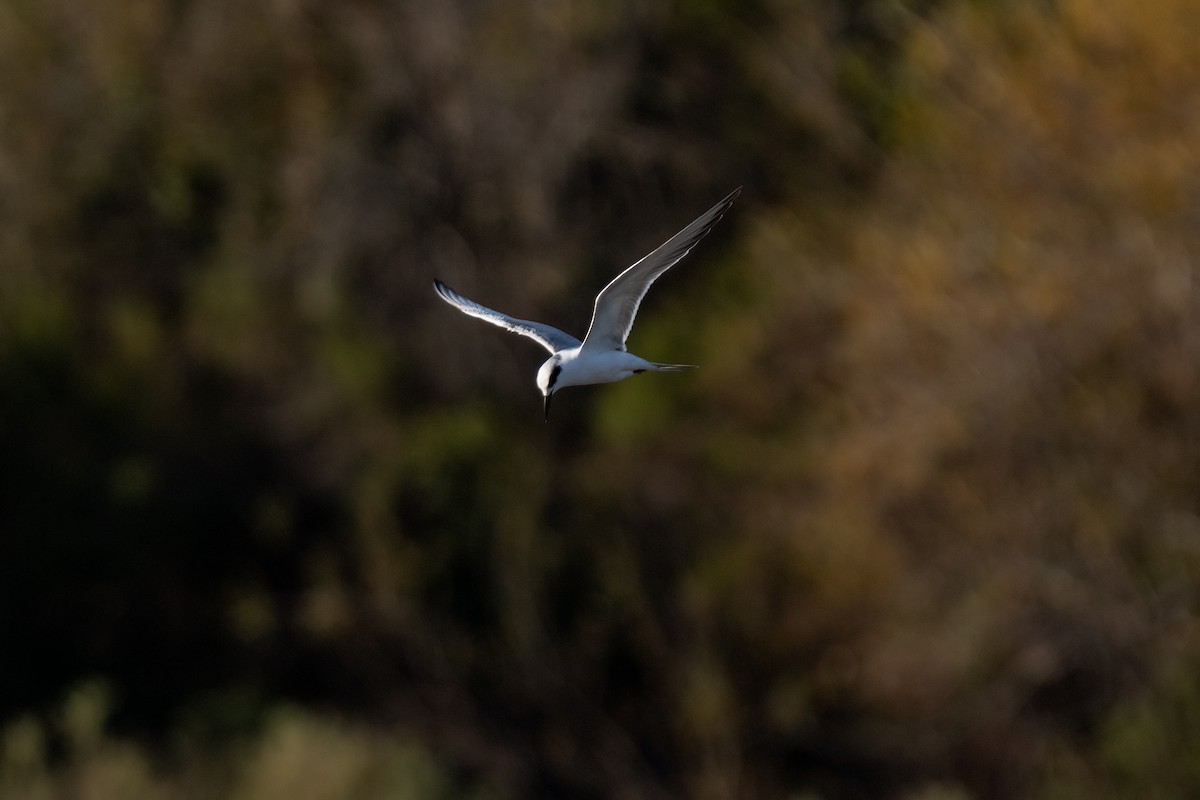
717,186 -> 743,210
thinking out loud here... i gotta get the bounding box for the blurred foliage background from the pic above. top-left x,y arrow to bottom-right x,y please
2,0 -> 1199,797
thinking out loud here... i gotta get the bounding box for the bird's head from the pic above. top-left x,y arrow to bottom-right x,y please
536,356 -> 563,420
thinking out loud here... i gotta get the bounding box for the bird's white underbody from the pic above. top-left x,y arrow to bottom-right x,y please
434,187 -> 741,419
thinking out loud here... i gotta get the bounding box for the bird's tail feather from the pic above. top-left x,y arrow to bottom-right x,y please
651,362 -> 697,372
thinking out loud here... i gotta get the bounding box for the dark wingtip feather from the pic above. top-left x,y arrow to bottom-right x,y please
433,279 -> 460,304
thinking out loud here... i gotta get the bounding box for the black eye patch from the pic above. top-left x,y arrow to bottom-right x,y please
548,364 -> 561,387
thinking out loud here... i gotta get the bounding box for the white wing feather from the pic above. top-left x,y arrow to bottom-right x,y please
433,279 -> 582,354
581,187 -> 741,352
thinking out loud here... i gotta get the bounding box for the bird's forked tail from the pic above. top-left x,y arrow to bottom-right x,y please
651,362 -> 698,372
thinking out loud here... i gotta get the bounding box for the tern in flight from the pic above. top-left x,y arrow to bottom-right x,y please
434,187 -> 741,419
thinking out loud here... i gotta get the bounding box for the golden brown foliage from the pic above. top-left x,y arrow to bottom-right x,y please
1,0 -> 1198,798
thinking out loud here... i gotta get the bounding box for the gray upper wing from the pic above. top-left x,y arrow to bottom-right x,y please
433,279 -> 581,354
581,187 -> 741,352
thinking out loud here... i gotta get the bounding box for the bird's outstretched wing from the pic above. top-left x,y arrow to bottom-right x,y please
581,187 -> 741,352
433,279 -> 582,354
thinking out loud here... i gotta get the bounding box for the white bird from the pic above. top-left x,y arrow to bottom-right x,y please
434,187 -> 741,419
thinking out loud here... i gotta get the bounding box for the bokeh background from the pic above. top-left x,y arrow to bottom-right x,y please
2,0 -> 1199,797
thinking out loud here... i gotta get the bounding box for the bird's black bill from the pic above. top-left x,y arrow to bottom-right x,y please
543,392 -> 552,421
